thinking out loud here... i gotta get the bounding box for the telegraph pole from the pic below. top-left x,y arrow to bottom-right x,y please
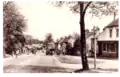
93,26 -> 97,69
114,12 -> 116,21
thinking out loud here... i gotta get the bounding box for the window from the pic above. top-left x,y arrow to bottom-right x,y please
103,43 -> 106,51
117,29 -> 120,37
116,29 -> 119,37
109,29 -> 112,38
109,44 -> 115,52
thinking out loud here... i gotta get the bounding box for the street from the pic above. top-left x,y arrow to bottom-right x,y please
3,52 -> 118,73
4,52 -> 67,73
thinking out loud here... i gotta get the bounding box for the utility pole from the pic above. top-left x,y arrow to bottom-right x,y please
114,12 -> 116,21
92,26 -> 97,69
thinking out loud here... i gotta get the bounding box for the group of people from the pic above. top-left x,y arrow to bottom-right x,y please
11,45 -> 37,58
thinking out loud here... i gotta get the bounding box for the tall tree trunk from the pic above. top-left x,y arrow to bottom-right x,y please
79,2 -> 89,70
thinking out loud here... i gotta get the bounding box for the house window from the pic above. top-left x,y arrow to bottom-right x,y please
117,29 -> 120,37
109,44 -> 115,52
109,29 -> 112,38
116,29 -> 119,37
103,43 -> 106,51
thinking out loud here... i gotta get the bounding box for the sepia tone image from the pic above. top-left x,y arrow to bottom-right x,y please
3,1 -> 119,73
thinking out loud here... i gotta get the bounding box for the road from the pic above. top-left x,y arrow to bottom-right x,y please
4,52 -> 68,73
3,52 -> 118,73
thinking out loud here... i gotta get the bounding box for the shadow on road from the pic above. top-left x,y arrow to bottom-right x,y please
56,56 -> 105,64
4,65 -> 71,73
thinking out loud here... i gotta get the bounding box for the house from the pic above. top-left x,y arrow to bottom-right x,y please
97,18 -> 119,58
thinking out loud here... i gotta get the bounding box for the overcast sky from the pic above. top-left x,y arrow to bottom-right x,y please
15,1 -> 118,40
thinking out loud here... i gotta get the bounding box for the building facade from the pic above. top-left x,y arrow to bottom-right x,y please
97,18 -> 119,58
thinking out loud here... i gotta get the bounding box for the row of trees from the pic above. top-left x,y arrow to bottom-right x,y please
25,35 -> 43,45
43,32 -> 80,55
43,26 -> 100,56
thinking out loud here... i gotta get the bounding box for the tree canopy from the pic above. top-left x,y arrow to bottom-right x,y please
3,1 -> 27,54
50,1 -> 118,16
44,33 -> 54,46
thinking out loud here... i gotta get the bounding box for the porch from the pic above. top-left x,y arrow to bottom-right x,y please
97,41 -> 118,58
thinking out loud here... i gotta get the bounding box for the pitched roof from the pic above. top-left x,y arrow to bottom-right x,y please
104,18 -> 119,29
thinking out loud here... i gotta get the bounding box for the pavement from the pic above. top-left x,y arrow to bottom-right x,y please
56,55 -> 119,70
3,52 -> 119,73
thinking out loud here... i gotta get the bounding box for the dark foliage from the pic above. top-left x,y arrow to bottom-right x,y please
3,1 -> 26,55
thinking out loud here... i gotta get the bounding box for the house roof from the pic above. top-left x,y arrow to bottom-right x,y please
104,18 -> 119,29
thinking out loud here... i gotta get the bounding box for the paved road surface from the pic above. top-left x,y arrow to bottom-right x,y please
3,52 -> 118,73
4,52 -> 78,73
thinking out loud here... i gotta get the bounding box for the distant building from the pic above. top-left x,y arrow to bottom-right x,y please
97,18 -> 119,57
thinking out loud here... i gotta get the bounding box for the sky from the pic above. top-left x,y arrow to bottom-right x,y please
15,1 -> 118,40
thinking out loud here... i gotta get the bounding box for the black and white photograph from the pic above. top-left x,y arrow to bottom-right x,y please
3,1 -> 119,73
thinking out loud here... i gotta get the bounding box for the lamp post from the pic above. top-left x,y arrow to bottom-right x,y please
92,26 -> 98,69
114,12 -> 116,21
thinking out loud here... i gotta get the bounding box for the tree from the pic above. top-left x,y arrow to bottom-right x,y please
3,1 -> 26,55
50,1 -> 118,70
72,32 -> 79,40
44,33 -> 54,46
73,36 -> 81,56
24,35 -> 33,45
